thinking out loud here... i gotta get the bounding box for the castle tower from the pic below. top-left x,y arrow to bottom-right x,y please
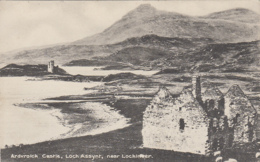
48,60 -> 54,73
192,76 -> 202,101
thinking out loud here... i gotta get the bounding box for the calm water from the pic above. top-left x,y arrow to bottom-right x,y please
61,66 -> 158,76
0,77 -> 102,148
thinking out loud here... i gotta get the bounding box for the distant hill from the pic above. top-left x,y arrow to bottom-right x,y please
202,8 -> 260,24
73,4 -> 260,45
64,59 -> 122,66
155,40 -> 260,73
104,47 -> 170,66
2,35 -> 259,73
1,45 -> 115,65
2,35 -> 213,65
63,35 -> 214,70
102,72 -> 147,82
99,38 -> 260,73
1,4 -> 259,73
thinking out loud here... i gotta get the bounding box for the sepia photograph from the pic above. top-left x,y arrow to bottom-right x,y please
0,1 -> 259,161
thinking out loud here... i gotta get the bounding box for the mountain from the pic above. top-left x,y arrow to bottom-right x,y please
1,44 -> 115,65
64,35 -> 214,69
2,35 -> 259,73
103,47 -> 171,66
102,37 -> 260,73
1,4 -> 259,73
155,40 -> 260,73
202,8 -> 260,24
73,4 -> 260,45
2,35 -> 213,65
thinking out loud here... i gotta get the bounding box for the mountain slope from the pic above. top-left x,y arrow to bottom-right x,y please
2,35 -> 259,73
69,39 -> 260,73
1,45 -> 115,65
103,46 -> 171,66
202,8 -> 260,24
73,4 -> 260,45
1,4 -> 259,73
2,35 -> 212,65
154,40 -> 260,73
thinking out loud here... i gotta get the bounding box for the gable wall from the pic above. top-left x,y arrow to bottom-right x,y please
142,99 -> 210,155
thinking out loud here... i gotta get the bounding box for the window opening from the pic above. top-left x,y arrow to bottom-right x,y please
179,118 -> 185,130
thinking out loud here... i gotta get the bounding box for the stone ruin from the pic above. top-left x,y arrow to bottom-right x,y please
142,76 -> 257,155
47,60 -> 59,73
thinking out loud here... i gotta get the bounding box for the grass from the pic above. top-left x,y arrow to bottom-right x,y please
104,99 -> 151,123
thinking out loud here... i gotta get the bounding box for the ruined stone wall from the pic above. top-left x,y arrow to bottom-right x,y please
192,76 -> 202,101
143,83 -> 258,156
207,115 -> 232,151
224,85 -> 257,143
142,89 -> 210,155
48,61 -> 54,73
142,102 -> 177,150
204,98 -> 225,117
202,86 -> 224,115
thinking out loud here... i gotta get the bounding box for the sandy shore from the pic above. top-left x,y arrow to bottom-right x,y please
20,101 -> 131,145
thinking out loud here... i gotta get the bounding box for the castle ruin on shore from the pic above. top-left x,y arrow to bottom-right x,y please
142,76 -> 257,155
47,60 -> 58,73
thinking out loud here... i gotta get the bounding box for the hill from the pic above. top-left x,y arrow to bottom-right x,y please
64,59 -> 121,66
1,45 -> 115,65
96,38 -> 260,73
202,8 -> 260,24
1,4 -> 259,73
104,47 -> 170,66
2,35 -> 259,73
155,40 -> 260,73
2,35 -> 213,65
73,4 -> 260,45
102,72 -> 147,82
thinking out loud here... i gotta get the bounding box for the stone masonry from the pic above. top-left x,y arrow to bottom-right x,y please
142,76 -> 257,155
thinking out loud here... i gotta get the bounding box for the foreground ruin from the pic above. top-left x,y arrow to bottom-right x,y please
142,76 -> 257,155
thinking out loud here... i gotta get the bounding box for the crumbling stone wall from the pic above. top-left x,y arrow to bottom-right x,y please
48,60 -> 54,73
224,85 -> 257,143
207,115 -> 232,151
202,86 -> 224,116
192,76 -> 202,101
142,78 -> 257,156
142,88 -> 210,155
47,60 -> 59,73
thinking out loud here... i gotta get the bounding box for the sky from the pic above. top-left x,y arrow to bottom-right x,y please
0,0 -> 259,54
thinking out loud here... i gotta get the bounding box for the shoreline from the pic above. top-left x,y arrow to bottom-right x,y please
50,101 -> 131,139
3,101 -> 131,149
1,72 -> 260,161
2,97 -> 259,161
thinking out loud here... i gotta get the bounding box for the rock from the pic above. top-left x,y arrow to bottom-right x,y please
215,156 -> 223,162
